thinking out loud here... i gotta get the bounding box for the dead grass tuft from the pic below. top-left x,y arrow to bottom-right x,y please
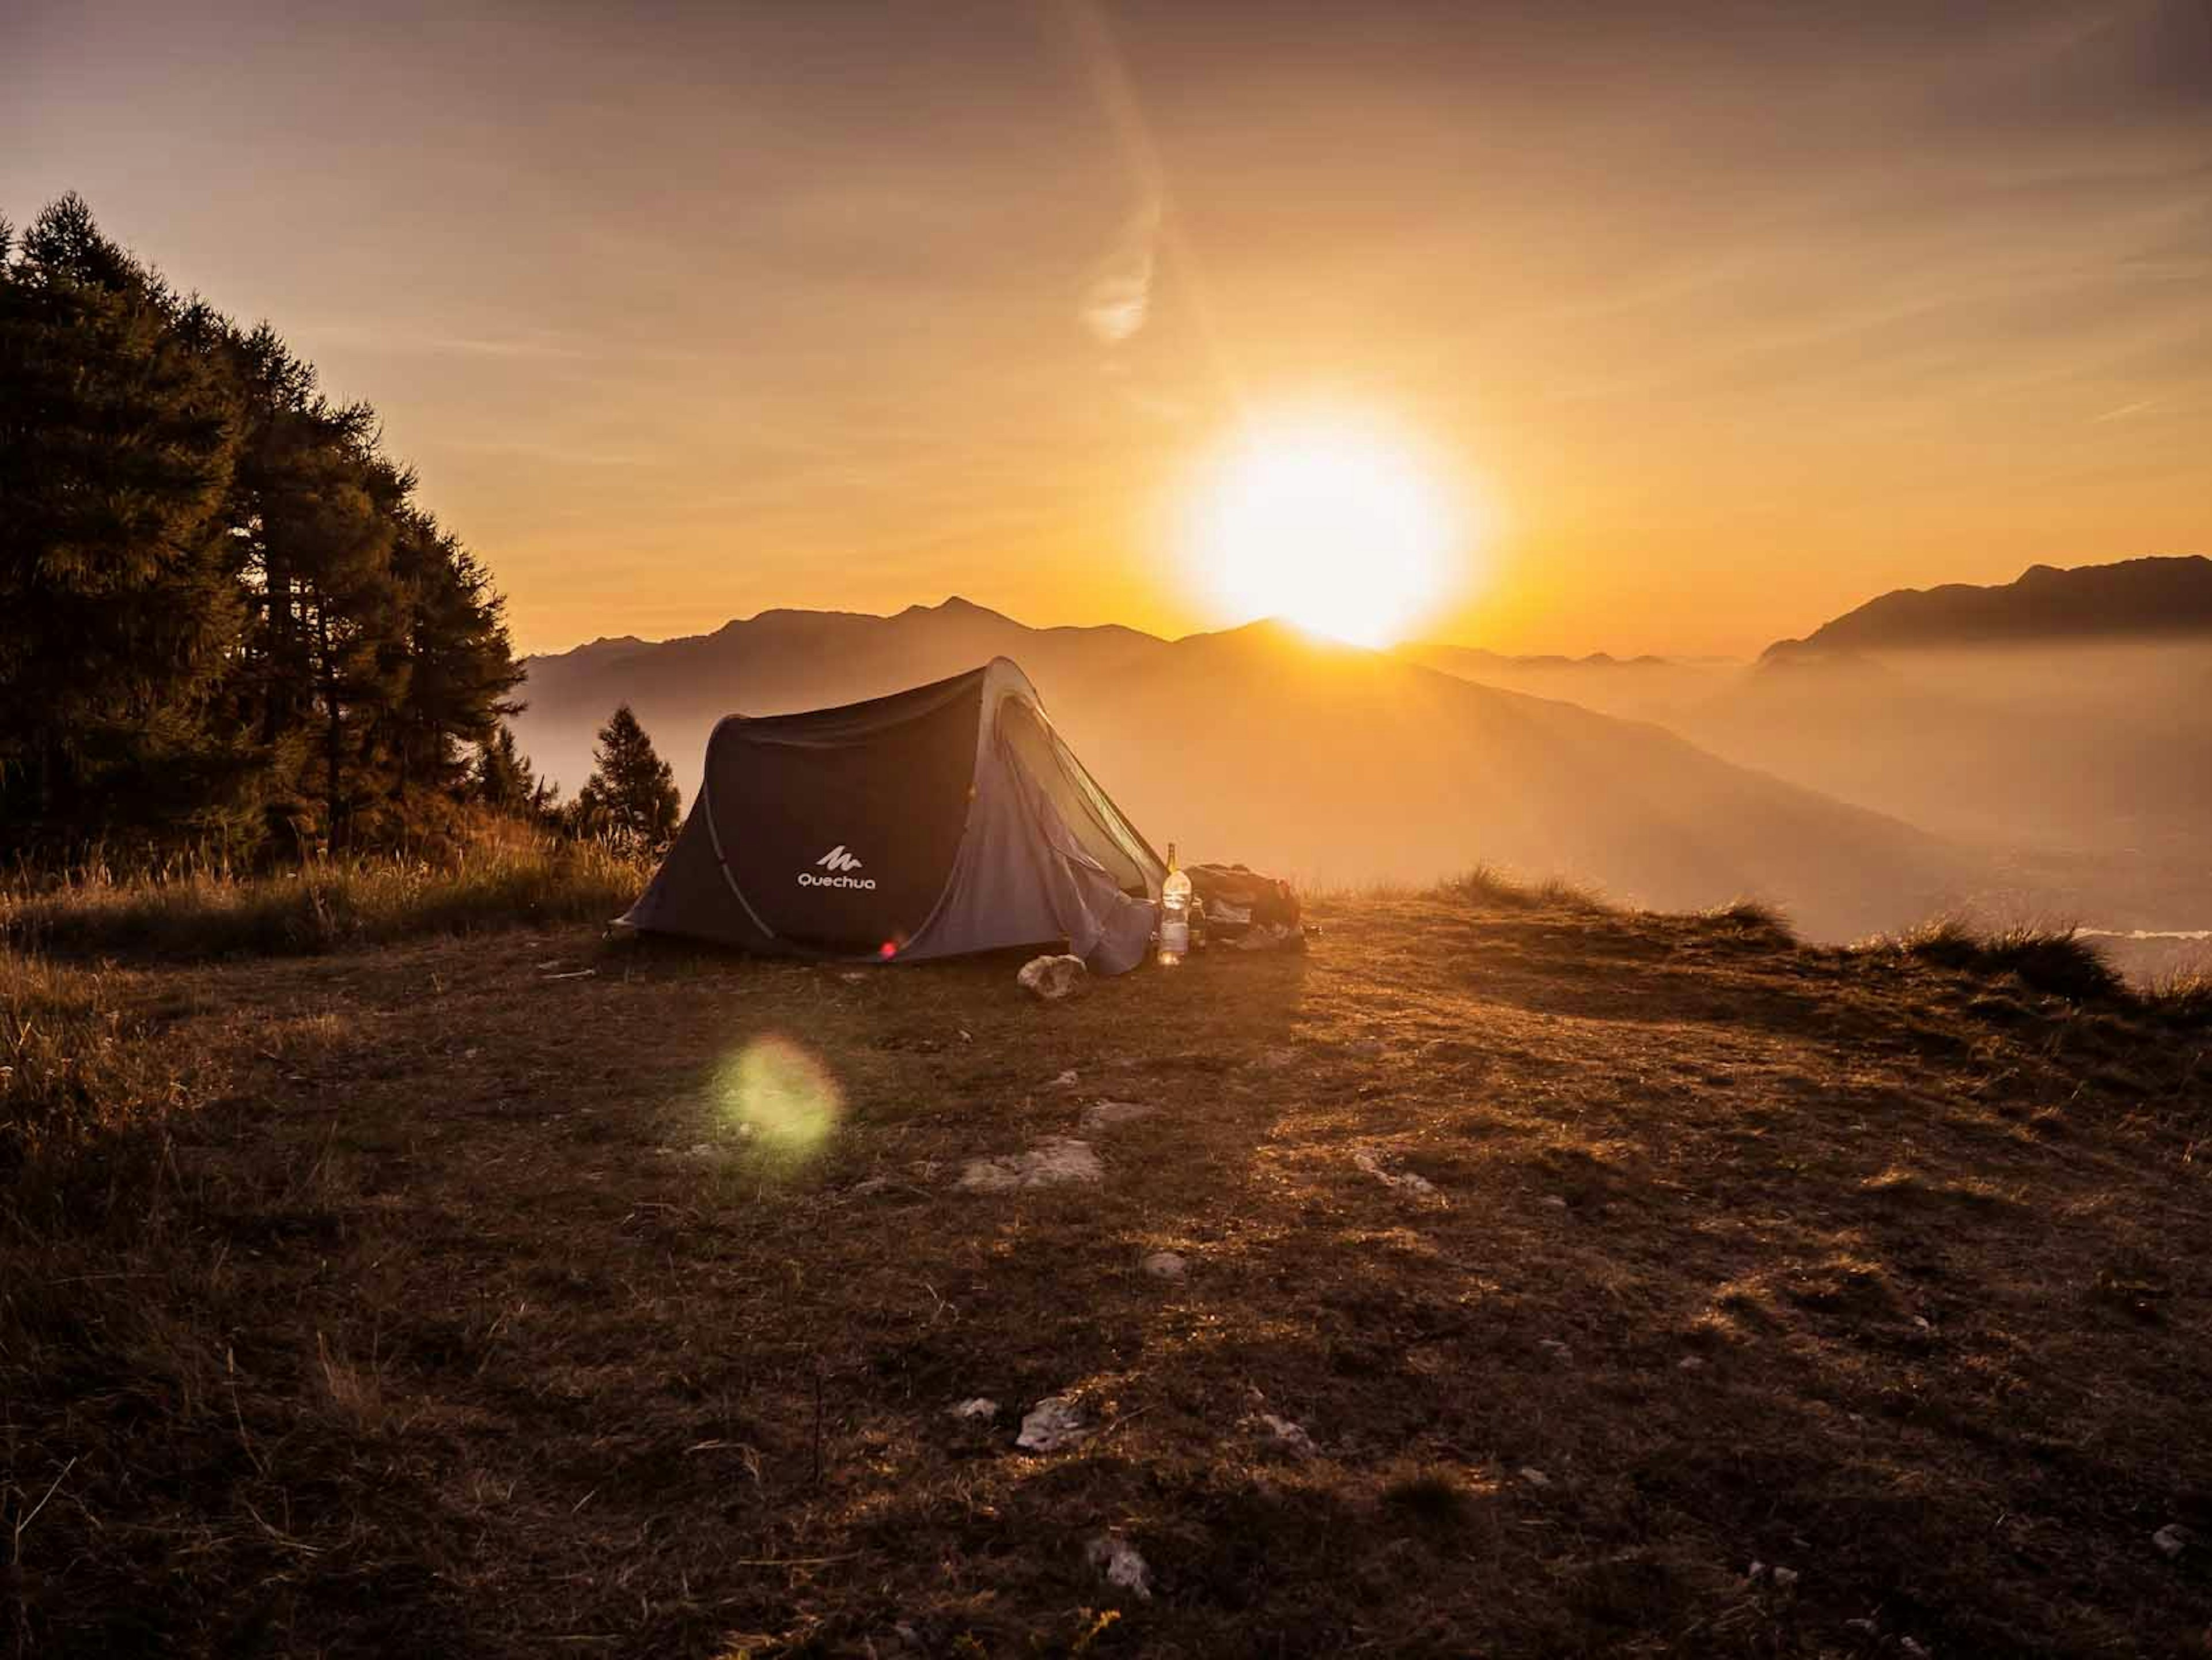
1701,897 -> 1797,944
1,950 -> 183,1175
1867,915 -> 2124,1003
1434,863 -> 1614,913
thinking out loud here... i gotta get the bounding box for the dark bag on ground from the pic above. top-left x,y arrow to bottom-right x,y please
1185,863 -> 1303,950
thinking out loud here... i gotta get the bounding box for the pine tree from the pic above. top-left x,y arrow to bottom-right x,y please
0,194 -> 251,849
572,706 -> 679,850
475,724 -> 558,822
382,512 -> 524,807
1,194 -> 526,857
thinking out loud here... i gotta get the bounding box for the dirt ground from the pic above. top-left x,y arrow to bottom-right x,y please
7,895 -> 2211,1657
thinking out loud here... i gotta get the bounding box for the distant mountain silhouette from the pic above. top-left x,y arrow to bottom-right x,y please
515,599 -> 1967,938
1396,642 -> 1732,726
1764,555 -> 2212,657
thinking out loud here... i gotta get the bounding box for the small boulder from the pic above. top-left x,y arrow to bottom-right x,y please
1018,954 -> 1089,1001
2153,1523 -> 2195,1559
1048,1068 -> 1080,1089
1082,1098 -> 1156,1132
957,1138 -> 1104,1193
1354,1149 -> 1441,1199
1016,1395 -> 1093,1452
947,1397 -> 1000,1423
1259,1413 -> 1317,1457
1085,1532 -> 1153,1599
1141,1250 -> 1189,1281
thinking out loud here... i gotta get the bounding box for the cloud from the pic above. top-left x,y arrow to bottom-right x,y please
1081,202 -> 1158,345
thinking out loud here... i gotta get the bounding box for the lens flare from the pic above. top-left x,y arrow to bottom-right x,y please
709,1035 -> 843,1172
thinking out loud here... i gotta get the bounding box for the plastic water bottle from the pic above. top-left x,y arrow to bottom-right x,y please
1159,842 -> 1192,966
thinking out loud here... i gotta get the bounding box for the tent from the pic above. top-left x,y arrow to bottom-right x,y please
619,659 -> 1166,971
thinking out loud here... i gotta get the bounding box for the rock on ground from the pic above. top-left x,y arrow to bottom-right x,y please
957,1137 -> 1104,1192
1081,1098 -> 1156,1132
946,1398 -> 999,1423
1017,954 -> 1088,1001
1141,1250 -> 1188,1281
1085,1533 -> 1153,1598
1354,1149 -> 1441,1198
1259,1413 -> 1317,1457
1016,1395 -> 1092,1452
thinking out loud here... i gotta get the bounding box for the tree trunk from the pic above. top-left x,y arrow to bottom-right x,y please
317,606 -> 342,848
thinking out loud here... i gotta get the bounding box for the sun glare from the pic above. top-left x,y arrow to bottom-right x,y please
1182,414 -> 1471,648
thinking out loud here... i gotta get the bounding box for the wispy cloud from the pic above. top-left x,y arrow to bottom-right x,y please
2092,398 -> 2157,422
1081,201 -> 1158,345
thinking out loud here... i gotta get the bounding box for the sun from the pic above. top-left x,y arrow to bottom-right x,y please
1181,413 -> 1470,648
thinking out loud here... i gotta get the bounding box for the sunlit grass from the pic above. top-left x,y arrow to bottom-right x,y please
2,833 -> 649,961
0,950 -> 180,1174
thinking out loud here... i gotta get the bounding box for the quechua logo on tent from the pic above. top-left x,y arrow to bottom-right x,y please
800,845 -> 877,889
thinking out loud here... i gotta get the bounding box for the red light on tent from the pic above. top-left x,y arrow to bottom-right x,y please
878,940 -> 898,960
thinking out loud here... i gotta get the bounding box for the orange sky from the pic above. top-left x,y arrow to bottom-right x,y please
7,1 -> 2208,658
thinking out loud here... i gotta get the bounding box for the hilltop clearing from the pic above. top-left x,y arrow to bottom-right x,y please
5,895 -> 2209,1657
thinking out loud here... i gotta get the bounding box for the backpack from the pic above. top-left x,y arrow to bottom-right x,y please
1185,863 -> 1303,947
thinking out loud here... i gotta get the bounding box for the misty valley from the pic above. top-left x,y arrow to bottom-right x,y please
514,562 -> 2212,981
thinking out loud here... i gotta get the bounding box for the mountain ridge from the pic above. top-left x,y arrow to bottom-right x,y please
1763,554 -> 2212,657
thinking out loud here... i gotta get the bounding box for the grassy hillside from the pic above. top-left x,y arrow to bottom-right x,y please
5,891 -> 2210,1657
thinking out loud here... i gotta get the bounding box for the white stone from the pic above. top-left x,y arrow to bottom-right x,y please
1259,1414 -> 1316,1457
1537,1338 -> 1572,1361
1141,1250 -> 1188,1281
1677,1356 -> 1705,1371
1354,1149 -> 1441,1198
957,1138 -> 1104,1192
1017,954 -> 1088,1001
947,1398 -> 999,1423
2153,1523 -> 2194,1559
1518,1466 -> 1551,1488
1016,1395 -> 1093,1452
1082,1098 -> 1157,1132
1085,1533 -> 1152,1599
1049,1069 -> 1080,1089
1771,1566 -> 1800,1591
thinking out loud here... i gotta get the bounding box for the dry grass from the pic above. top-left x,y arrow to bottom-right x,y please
5,890 -> 2210,1657
2,834 -> 647,961
0,952 -> 186,1175
1864,916 -> 2125,1004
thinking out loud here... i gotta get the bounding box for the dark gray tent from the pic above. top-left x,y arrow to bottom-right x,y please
619,659 -> 1165,972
